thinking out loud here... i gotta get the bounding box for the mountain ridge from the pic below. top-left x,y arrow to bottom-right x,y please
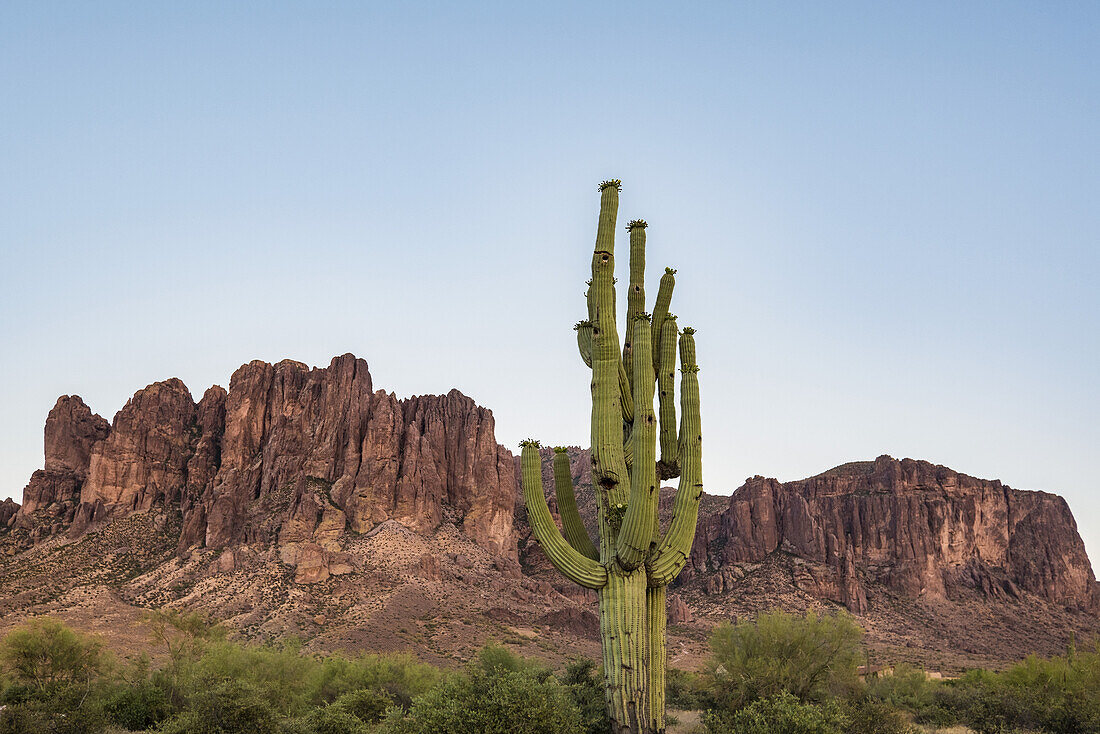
2,353 -> 1097,672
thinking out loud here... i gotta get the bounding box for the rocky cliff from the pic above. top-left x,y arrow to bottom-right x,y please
686,456 -> 1100,614
4,360 -> 1099,671
9,354 -> 517,574
514,449 -> 1098,616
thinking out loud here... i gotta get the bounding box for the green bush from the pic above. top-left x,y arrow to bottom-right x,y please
704,610 -> 863,712
187,640 -> 315,717
666,666 -> 705,709
330,687 -> 391,724
381,653 -> 586,734
0,617 -> 106,692
560,658 -> 611,734
865,644 -> 1100,734
0,619 -> 111,733
159,679 -> 279,734
703,691 -> 847,734
0,682 -> 108,734
287,703 -> 370,734
303,651 -> 439,709
839,695 -> 918,734
102,677 -> 171,730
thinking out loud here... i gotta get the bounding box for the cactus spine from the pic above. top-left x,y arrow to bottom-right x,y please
521,181 -> 704,734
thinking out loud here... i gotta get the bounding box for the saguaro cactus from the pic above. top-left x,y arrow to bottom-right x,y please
521,181 -> 704,734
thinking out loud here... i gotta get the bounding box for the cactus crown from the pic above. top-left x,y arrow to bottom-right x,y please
681,365 -> 700,373
626,219 -> 648,230
574,319 -> 592,331
519,438 -> 542,449
599,179 -> 623,192
553,446 -> 568,454
664,266 -> 677,275
634,312 -> 652,322
681,326 -> 695,335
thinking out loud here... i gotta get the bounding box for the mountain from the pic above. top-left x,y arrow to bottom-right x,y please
2,354 -> 1098,672
686,457 -> 1099,615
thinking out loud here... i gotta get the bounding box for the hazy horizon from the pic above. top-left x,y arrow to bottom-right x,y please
2,2 -> 1097,566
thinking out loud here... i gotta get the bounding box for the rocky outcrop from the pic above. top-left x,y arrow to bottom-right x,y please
82,379 -> 198,513
44,396 -> 110,477
186,355 -> 516,564
13,396 -> 110,539
0,499 -> 18,529
11,354 -> 517,571
689,455 -> 1099,613
667,593 -> 693,624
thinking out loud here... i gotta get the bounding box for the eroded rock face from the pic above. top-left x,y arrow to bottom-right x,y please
44,396 -> 110,477
13,396 -> 110,538
0,498 -> 19,529
690,456 -> 1099,613
667,593 -> 693,624
12,354 -> 518,571
82,379 -> 197,513
190,355 -> 516,561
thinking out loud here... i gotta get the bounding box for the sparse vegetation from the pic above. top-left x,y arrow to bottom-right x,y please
693,610 -> 1098,734
1,613 -> 1096,733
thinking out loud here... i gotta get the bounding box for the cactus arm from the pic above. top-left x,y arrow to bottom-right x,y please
646,329 -> 702,587
521,442 -> 608,589
616,315 -> 658,571
622,220 -> 647,393
552,447 -> 599,560
650,267 -> 676,372
657,315 -> 679,479
575,320 -> 593,368
590,182 -> 630,507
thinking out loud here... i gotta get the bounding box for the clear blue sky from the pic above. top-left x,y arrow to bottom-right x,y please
2,2 -> 1097,566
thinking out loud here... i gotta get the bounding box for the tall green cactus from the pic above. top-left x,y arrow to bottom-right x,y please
521,180 -> 703,734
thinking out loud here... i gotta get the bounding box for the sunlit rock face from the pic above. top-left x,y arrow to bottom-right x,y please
12,354 -> 517,575
688,455 -> 1099,613
13,396 -> 110,539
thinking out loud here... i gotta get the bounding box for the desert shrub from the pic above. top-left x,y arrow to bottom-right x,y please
201,639 -> 316,716
839,694 -> 918,734
560,657 -> 612,734
702,691 -> 847,734
381,649 -> 585,734
476,642 -> 533,675
286,703 -> 370,734
865,663 -> 934,713
704,609 -> 863,712
867,645 -> 1100,734
304,651 -> 439,709
330,687 -> 391,724
101,677 -> 171,730
0,619 -> 111,733
996,647 -> 1100,733
0,681 -> 109,734
0,617 -> 107,693
158,678 -> 279,734
142,608 -> 226,710
931,657 -> 1100,734
666,666 -> 705,709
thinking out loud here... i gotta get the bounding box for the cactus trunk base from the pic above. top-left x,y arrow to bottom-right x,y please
599,568 -> 665,734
